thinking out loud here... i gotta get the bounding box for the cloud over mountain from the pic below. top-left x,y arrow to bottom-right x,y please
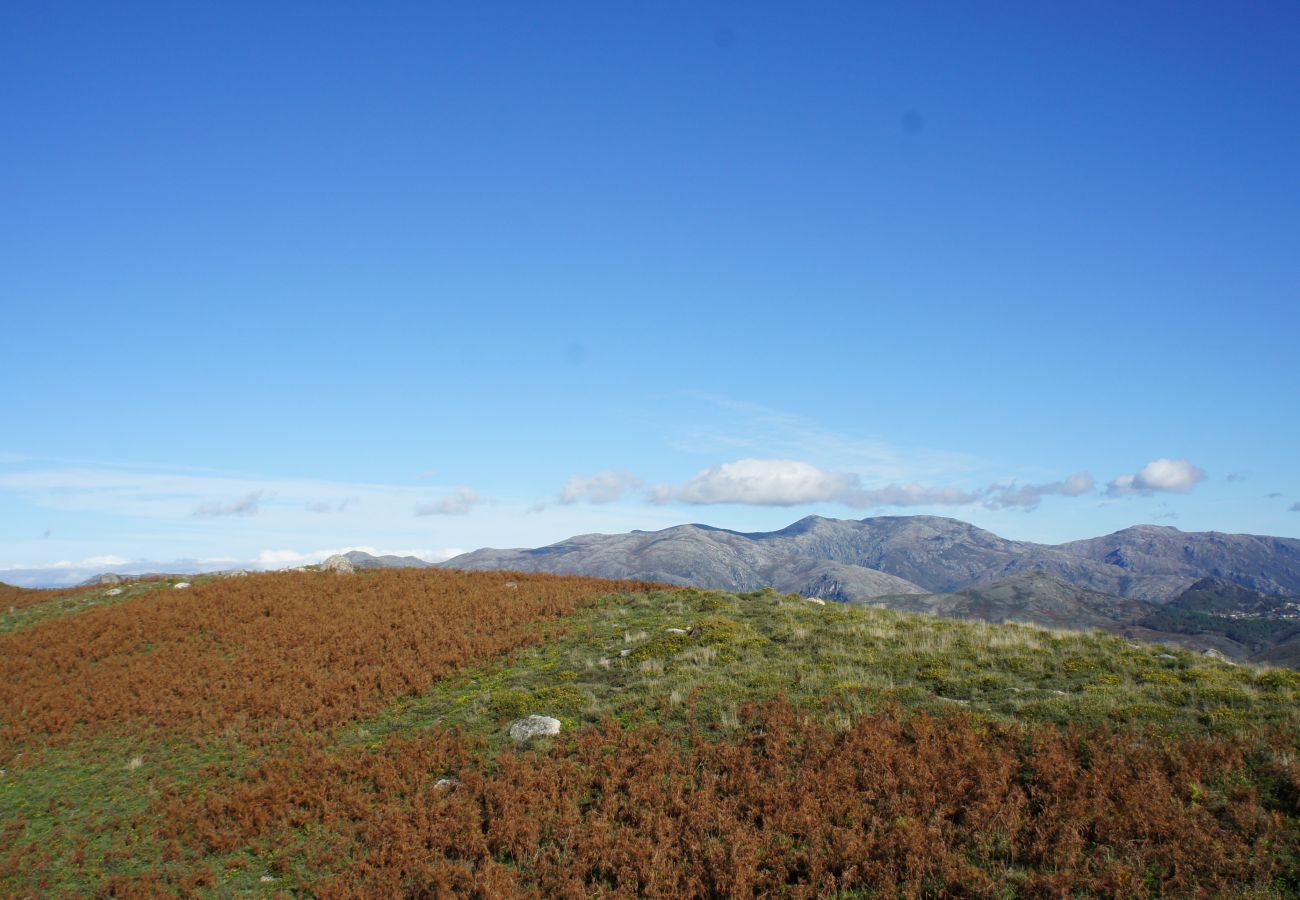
650,459 -> 858,506
1108,459 -> 1207,497
985,472 -> 1095,510
560,470 -> 643,504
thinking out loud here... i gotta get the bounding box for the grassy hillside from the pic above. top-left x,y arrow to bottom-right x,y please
1,572 -> 1298,896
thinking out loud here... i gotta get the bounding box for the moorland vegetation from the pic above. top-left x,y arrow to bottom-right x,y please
0,571 -> 1297,896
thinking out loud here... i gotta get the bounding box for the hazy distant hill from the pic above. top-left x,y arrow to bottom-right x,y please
444,515 -> 1300,604
869,571 -> 1156,632
341,550 -> 435,569
1168,576 -> 1300,617
1060,525 -> 1300,597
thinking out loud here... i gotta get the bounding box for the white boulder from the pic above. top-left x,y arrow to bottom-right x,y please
508,715 -> 561,747
174,582 -> 191,590
320,554 -> 356,574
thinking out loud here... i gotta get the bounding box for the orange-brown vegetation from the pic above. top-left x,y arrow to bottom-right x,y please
0,569 -> 657,754
146,701 -> 1299,898
0,582 -> 91,611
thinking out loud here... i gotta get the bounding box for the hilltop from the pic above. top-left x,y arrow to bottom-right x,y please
1,568 -> 1298,895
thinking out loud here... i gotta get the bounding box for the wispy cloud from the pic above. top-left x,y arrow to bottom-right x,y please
1291,502 -> 1300,513
1107,458 -> 1207,497
560,470 -> 643,504
642,458 -> 1095,512
194,490 -> 264,518
668,393 -> 979,481
0,466 -> 467,521
307,497 -> 359,514
983,473 -> 1095,511
414,486 -> 480,516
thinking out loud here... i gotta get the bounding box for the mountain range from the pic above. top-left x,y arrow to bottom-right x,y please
444,515 -> 1300,602
442,515 -> 1300,666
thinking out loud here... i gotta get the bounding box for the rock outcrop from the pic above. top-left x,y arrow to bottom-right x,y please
320,555 -> 357,574
508,715 -> 561,746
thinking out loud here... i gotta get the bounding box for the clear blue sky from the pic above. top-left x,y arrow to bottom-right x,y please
3,2 -> 1298,584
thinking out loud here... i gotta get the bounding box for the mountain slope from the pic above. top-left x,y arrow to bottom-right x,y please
447,523 -> 926,600
1168,576 -> 1300,617
341,550 -> 435,569
1061,525 -> 1300,597
870,571 -> 1157,631
445,515 -> 1300,605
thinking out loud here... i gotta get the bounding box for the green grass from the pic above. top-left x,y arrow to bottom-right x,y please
0,580 -> 176,634
356,587 -> 1300,746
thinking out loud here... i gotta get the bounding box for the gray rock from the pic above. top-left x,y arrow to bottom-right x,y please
105,587 -> 123,596
80,573 -> 124,587
666,628 -> 689,635
434,777 -> 459,790
508,715 -> 561,746
320,555 -> 356,574
173,582 -> 191,589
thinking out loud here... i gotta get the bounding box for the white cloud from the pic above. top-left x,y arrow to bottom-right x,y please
650,459 -> 858,506
257,549 -> 314,566
560,470 -> 643,504
414,486 -> 480,516
79,554 -> 130,567
643,457 -> 1099,512
194,490 -> 264,518
984,472 -> 1096,510
1108,458 -> 1207,496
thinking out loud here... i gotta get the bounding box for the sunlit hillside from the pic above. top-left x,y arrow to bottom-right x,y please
2,570 -> 1298,896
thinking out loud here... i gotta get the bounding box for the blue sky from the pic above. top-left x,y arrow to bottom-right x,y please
2,2 -> 1298,585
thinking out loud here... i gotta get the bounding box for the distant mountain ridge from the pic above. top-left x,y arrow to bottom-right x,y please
443,516 -> 1300,667
444,515 -> 1300,604
342,550 -> 435,569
